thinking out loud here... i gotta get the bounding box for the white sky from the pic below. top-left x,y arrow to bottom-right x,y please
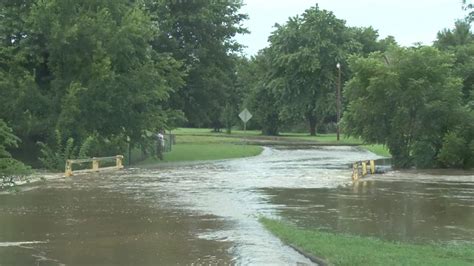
236,0 -> 468,56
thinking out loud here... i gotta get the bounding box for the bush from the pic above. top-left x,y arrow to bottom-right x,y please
38,137 -> 76,171
38,130 -> 129,171
468,140 -> 474,168
438,131 -> 468,168
0,119 -> 31,177
412,141 -> 437,168
0,158 -> 31,177
37,130 -> 84,171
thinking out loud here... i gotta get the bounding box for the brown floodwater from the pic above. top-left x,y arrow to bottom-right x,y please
0,146 -> 473,265
263,171 -> 474,244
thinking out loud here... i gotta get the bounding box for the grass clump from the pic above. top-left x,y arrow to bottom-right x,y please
260,217 -> 474,266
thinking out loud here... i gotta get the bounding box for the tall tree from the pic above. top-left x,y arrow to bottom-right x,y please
435,20 -> 474,104
1,0 -> 185,160
147,0 -> 248,128
0,0 -> 47,142
435,20 -> 473,48
344,46 -> 465,168
245,50 -> 282,135
267,5 -> 354,135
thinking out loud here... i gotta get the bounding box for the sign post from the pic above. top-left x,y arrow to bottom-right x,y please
238,108 -> 253,132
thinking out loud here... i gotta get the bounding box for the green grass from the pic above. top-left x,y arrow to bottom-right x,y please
135,128 -> 391,165
172,128 -> 261,136
280,133 -> 364,145
176,134 -> 242,144
260,218 -> 474,266
173,128 -> 391,155
361,144 -> 391,157
138,144 -> 263,165
173,128 -> 363,144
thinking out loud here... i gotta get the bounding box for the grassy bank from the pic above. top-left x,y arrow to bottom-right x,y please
136,129 -> 263,165
361,144 -> 391,157
136,128 -> 391,165
173,128 -> 391,157
139,144 -> 263,165
260,218 -> 474,266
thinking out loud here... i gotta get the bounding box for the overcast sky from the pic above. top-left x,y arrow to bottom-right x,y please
235,0 -> 468,56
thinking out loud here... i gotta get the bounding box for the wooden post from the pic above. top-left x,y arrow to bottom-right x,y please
92,158 -> 99,171
116,155 -> 124,169
65,160 -> 73,177
352,163 -> 359,181
362,161 -> 367,176
370,160 -> 375,174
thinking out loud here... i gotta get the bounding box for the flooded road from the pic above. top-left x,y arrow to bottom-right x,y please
1,146 -> 473,265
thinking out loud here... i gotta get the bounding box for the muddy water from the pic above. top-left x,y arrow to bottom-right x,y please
264,172 -> 474,244
0,146 -> 473,265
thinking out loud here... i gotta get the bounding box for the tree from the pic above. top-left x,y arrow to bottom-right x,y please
244,50 -> 282,135
435,20 -> 474,104
147,0 -> 248,128
435,20 -> 473,48
463,0 -> 473,23
0,0 -> 186,161
349,27 -> 396,56
343,46 -> 465,168
267,5 -> 355,135
0,0 -> 48,142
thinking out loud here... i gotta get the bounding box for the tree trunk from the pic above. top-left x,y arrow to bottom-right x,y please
309,116 -> 317,136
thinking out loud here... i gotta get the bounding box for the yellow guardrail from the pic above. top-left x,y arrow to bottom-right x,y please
65,155 -> 124,177
352,160 -> 375,181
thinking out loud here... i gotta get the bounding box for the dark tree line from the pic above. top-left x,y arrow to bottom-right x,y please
0,0 -> 247,172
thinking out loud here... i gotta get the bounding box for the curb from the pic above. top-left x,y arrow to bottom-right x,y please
287,243 -> 328,266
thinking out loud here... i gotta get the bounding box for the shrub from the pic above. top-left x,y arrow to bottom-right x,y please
438,131 -> 468,168
0,119 -> 31,177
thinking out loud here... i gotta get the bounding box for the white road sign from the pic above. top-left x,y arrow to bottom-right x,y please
239,108 -> 252,123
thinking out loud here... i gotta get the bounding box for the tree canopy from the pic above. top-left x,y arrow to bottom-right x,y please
249,5 -> 397,136
343,46 -> 472,168
0,0 -> 248,170
149,0 -> 248,128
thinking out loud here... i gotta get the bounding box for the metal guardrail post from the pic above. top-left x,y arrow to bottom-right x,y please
92,158 -> 99,171
65,160 -> 73,177
352,160 -> 377,181
116,155 -> 124,169
352,163 -> 359,181
64,155 -> 124,177
362,161 -> 367,176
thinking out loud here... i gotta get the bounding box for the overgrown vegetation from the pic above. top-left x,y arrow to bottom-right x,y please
0,120 -> 30,176
344,46 -> 473,169
260,217 -> 474,266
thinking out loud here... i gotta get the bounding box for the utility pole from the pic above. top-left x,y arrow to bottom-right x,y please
336,63 -> 341,141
